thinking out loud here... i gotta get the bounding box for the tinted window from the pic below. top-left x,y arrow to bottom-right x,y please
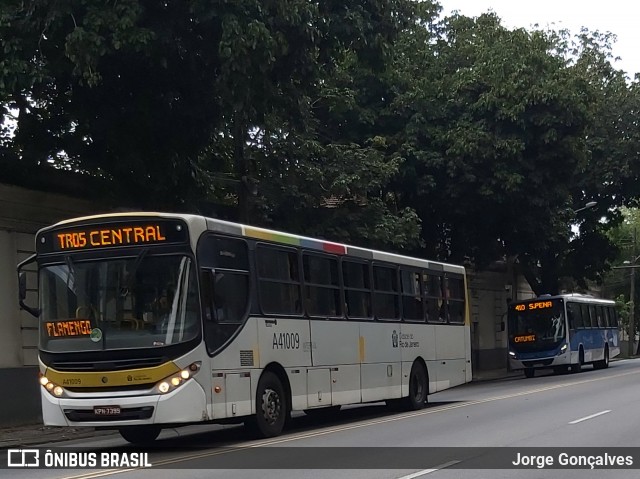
257,246 -> 301,315
401,270 -> 424,321
373,265 -> 399,320
343,260 -> 371,319
303,253 -> 341,317
425,272 -> 446,323
567,302 -> 583,329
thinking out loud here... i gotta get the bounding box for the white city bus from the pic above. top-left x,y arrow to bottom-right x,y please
18,212 -> 472,444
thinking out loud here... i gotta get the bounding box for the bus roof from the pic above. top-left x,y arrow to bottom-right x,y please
513,294 -> 615,305
41,211 -> 465,274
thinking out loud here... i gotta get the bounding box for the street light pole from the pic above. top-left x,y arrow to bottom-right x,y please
573,201 -> 597,214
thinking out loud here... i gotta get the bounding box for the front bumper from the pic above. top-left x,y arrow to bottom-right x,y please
41,378 -> 207,427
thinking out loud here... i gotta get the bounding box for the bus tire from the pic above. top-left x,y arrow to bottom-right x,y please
119,425 -> 161,445
403,361 -> 428,411
594,346 -> 609,370
524,368 -> 534,378
572,348 -> 584,373
253,371 -> 288,438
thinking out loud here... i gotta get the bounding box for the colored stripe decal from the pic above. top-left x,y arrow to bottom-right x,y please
323,242 -> 347,254
244,227 -> 347,254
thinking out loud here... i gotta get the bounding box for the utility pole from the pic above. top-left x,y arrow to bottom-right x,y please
630,264 -> 635,357
613,226 -> 639,357
630,227 -> 637,357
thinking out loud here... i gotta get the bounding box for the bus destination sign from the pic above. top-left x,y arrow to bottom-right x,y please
45,320 -> 92,338
514,301 -> 553,311
38,219 -> 188,253
513,334 -> 536,343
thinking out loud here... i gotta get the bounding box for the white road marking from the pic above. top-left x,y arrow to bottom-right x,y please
569,409 -> 611,424
396,460 -> 461,479
60,369 -> 639,479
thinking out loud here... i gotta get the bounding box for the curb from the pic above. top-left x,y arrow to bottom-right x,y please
0,426 -> 116,448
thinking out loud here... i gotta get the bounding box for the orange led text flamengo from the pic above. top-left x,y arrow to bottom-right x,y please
46,320 -> 92,337
56,225 -> 167,250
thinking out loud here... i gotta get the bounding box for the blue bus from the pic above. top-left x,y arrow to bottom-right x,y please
507,294 -> 620,378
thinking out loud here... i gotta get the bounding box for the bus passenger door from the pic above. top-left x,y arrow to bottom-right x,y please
309,320 -> 360,405
225,373 -> 252,418
359,322 -> 402,402
306,368 -> 332,408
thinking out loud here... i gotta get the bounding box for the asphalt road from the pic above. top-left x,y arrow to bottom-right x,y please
4,359 -> 640,479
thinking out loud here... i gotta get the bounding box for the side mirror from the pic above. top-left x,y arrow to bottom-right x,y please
17,254 -> 40,318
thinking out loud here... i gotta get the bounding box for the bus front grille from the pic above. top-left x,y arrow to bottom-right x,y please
63,406 -> 154,422
51,357 -> 166,371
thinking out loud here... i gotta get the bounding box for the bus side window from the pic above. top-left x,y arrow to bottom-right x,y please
567,302 -> 583,329
602,306 -> 610,327
611,307 -> 619,328
588,305 -> 598,328
424,272 -> 445,323
583,305 -> 589,327
342,260 -> 372,319
200,270 -> 215,322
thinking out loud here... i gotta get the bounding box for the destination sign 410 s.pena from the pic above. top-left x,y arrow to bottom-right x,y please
514,301 -> 553,311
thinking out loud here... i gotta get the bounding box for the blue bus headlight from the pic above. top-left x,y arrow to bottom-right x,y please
558,344 -> 568,355
509,351 -> 516,357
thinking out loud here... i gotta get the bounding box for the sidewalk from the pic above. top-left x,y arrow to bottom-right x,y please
472,368 -> 522,382
0,423 -> 116,448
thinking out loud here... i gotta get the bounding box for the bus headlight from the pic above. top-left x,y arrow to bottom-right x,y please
508,351 -> 516,357
39,374 -> 66,398
559,344 -> 568,355
154,362 -> 201,395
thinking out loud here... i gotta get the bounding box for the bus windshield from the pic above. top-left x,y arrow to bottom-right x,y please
508,300 -> 566,352
39,254 -> 200,352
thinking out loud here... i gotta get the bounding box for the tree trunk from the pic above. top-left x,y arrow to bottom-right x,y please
233,113 -> 250,223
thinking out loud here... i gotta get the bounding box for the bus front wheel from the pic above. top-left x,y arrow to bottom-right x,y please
119,425 -> 161,445
403,361 -> 428,410
572,348 -> 584,373
252,371 -> 288,438
524,368 -> 534,378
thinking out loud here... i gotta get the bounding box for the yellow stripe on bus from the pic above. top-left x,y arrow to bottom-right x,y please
44,362 -> 181,388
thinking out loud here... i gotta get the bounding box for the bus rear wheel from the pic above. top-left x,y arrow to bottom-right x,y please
251,371 -> 288,438
119,425 -> 161,445
403,361 -> 428,411
594,346 -> 609,370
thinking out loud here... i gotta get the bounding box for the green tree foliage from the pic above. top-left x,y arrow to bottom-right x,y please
383,11 -> 640,293
3,0 -> 640,291
1,0 -> 421,250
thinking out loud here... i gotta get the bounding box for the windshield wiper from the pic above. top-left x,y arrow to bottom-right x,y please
121,249 -> 149,296
64,255 -> 75,290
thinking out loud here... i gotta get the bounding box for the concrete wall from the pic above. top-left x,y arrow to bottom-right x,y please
0,183 -> 94,424
468,265 -> 535,372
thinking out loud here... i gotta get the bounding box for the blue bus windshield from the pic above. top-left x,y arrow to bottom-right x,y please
508,299 -> 565,352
